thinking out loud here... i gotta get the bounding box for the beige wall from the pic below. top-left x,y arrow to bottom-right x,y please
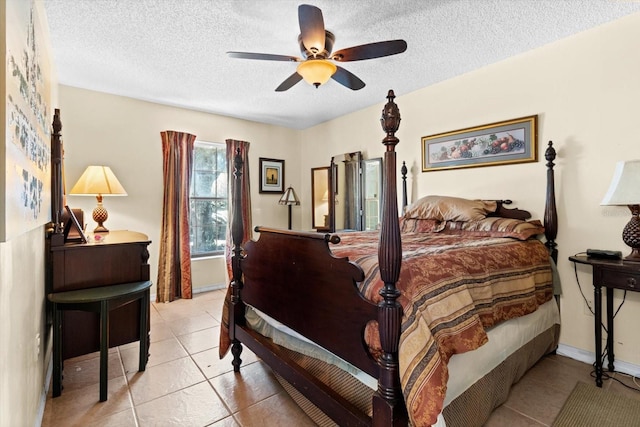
0,228 -> 50,427
1,0 -> 56,425
300,13 -> 640,367
58,86 -> 303,293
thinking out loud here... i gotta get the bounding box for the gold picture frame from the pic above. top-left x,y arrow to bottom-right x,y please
422,115 -> 538,172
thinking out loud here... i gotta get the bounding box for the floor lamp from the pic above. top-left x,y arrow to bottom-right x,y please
279,186 -> 300,230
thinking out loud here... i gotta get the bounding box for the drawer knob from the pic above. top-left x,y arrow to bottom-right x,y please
627,277 -> 636,288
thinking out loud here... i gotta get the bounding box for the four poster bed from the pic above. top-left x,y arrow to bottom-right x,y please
221,90 -> 560,427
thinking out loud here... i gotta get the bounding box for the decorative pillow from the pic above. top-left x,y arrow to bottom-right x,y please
441,218 -> 545,240
399,218 -> 446,234
403,195 -> 497,222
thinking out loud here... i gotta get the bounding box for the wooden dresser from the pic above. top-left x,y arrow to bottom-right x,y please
47,230 -> 152,359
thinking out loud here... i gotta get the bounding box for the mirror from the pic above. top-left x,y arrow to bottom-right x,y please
331,152 -> 362,232
320,152 -> 382,232
362,158 -> 382,231
311,167 -> 330,231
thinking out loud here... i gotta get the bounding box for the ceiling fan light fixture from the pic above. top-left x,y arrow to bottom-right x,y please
297,59 -> 337,88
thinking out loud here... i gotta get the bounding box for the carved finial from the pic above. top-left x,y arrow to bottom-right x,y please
545,141 -> 556,166
380,90 -> 400,149
53,108 -> 62,134
233,147 -> 242,179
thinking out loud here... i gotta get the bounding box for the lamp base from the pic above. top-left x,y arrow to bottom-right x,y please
625,248 -> 640,262
622,205 -> 640,262
92,202 -> 109,233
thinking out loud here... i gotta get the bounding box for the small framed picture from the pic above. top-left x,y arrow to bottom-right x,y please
259,158 -> 285,194
64,205 -> 87,243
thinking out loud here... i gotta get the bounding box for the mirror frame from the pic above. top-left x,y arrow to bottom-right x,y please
362,157 -> 383,231
311,166 -> 330,231
330,152 -> 363,232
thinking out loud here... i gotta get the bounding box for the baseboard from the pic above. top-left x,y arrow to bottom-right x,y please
557,343 -> 640,377
35,354 -> 53,427
193,283 -> 226,294
149,283 -> 225,302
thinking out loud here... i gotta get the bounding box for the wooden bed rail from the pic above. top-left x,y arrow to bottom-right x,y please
253,226 -> 341,244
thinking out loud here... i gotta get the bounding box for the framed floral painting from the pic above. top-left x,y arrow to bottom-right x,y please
422,115 -> 537,172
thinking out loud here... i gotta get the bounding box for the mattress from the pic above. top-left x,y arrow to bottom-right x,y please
247,297 -> 560,426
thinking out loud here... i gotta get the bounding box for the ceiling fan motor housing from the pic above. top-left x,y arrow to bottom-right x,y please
298,30 -> 335,59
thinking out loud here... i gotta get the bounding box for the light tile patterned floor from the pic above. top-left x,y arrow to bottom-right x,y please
41,289 -> 639,426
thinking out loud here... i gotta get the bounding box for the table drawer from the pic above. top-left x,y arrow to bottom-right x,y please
602,268 -> 640,291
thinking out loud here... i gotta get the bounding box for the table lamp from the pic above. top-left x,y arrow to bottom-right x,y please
69,165 -> 127,232
279,186 -> 300,230
601,160 -> 640,261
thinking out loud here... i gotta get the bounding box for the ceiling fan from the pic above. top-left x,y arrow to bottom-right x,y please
227,4 -> 407,91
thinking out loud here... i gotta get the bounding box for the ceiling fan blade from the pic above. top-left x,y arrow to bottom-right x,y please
227,51 -> 301,62
298,4 -> 325,55
331,40 -> 407,62
331,66 -> 365,91
275,72 -> 303,92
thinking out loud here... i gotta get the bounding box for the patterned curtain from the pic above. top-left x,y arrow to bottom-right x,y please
156,131 -> 196,303
219,138 -> 251,358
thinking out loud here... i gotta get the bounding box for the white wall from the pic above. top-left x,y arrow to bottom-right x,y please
301,12 -> 640,366
58,86 -> 302,293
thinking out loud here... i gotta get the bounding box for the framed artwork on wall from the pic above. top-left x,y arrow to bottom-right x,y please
2,0 -> 53,241
422,115 -> 538,172
259,158 -> 285,194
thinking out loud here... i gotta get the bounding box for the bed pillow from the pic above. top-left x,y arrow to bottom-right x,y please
441,217 -> 545,240
403,195 -> 497,222
399,218 -> 446,234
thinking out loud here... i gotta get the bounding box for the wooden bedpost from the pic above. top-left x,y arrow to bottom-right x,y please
544,141 -> 558,264
230,147 -> 246,372
373,90 -> 408,426
50,109 -> 65,247
401,161 -> 408,210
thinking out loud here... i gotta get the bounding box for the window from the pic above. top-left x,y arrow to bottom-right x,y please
189,141 -> 227,257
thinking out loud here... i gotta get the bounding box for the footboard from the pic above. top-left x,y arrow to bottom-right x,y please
241,228 -> 378,377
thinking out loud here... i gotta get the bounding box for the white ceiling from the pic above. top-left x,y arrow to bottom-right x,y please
43,1 -> 640,130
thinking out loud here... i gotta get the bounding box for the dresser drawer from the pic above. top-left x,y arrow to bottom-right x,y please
601,268 -> 640,291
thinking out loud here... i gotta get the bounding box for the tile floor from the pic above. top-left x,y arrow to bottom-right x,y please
41,289 -> 640,427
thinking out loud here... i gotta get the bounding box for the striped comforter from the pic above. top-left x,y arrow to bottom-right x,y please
331,231 -> 553,427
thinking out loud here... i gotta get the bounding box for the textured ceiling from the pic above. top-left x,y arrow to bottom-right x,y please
43,1 -> 640,130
